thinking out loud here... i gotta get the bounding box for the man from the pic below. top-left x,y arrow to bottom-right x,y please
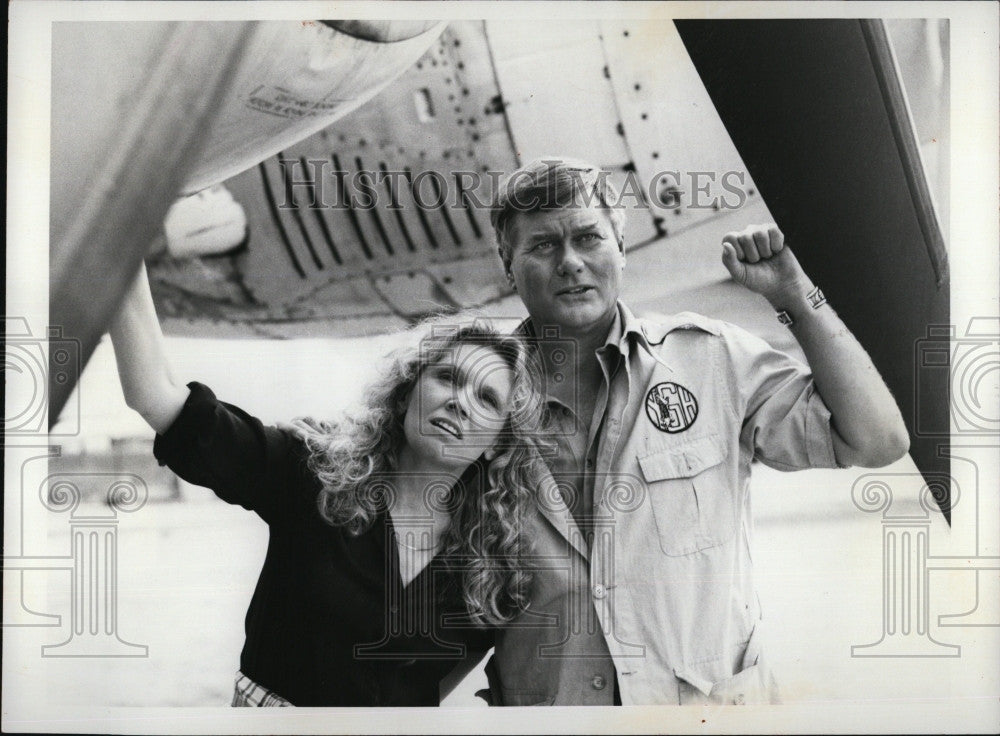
481,158 -> 910,705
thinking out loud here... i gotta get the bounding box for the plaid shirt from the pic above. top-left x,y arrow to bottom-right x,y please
231,671 -> 293,707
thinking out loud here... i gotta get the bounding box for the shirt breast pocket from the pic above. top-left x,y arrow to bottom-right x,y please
638,433 -> 736,556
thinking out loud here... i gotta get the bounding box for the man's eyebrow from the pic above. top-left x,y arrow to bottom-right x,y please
524,222 -> 603,243
526,230 -> 558,242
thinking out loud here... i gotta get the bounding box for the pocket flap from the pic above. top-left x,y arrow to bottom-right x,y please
638,433 -> 726,482
674,667 -> 715,697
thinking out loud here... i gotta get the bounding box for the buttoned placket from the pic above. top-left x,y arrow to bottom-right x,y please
588,337 -> 648,699
541,400 -> 583,512
583,350 -> 625,705
591,339 -> 632,509
543,348 -> 615,537
538,391 -> 618,704
524,307 -> 679,704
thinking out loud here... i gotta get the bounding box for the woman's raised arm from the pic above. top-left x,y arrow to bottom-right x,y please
109,262 -> 191,434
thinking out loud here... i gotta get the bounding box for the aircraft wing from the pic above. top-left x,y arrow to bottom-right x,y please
675,19 -> 951,519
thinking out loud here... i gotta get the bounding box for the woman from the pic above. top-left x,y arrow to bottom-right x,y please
110,264 -> 545,706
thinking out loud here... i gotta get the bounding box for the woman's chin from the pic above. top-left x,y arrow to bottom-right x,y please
405,438 -> 476,471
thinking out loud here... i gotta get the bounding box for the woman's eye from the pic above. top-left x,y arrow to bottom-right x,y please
474,388 -> 499,411
577,232 -> 599,242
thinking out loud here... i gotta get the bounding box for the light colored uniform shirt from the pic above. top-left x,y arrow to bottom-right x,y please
487,302 -> 841,705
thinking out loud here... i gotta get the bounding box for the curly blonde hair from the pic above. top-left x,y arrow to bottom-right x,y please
304,322 -> 545,626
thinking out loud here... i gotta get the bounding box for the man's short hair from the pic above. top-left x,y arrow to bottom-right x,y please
491,157 -> 626,274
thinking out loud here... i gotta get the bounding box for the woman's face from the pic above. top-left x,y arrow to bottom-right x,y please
402,343 -> 516,470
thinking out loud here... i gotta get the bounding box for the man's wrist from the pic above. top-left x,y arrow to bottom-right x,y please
764,280 -> 817,310
768,283 -> 828,326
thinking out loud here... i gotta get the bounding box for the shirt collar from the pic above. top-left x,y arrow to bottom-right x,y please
516,306 -> 629,411
514,301 -> 636,345
614,301 -> 647,357
515,301 -> 704,372
602,302 -> 625,351
616,301 -> 674,372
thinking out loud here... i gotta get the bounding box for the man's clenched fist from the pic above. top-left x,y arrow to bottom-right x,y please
721,224 -> 813,304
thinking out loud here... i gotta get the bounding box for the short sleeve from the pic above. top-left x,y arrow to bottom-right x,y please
153,382 -> 316,523
721,324 -> 840,471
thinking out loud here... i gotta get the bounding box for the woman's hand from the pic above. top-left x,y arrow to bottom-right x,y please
275,416 -> 332,440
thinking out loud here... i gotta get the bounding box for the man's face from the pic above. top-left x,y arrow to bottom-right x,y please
506,200 -> 625,332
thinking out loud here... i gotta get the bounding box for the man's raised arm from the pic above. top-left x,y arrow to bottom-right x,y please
721,224 -> 910,468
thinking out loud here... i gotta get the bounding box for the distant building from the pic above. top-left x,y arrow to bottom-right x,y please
50,437 -> 181,503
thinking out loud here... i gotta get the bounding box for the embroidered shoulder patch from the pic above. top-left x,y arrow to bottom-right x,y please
645,381 -> 699,433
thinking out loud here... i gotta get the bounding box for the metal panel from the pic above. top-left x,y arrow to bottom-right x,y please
485,19 -> 658,247
600,19 -> 761,240
486,20 -> 628,165
151,21 -> 517,336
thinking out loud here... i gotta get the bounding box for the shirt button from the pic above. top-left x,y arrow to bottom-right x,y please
734,693 -> 746,705
591,675 -> 606,690
592,584 -> 607,599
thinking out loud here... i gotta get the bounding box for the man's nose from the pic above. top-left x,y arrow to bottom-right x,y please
556,244 -> 584,276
